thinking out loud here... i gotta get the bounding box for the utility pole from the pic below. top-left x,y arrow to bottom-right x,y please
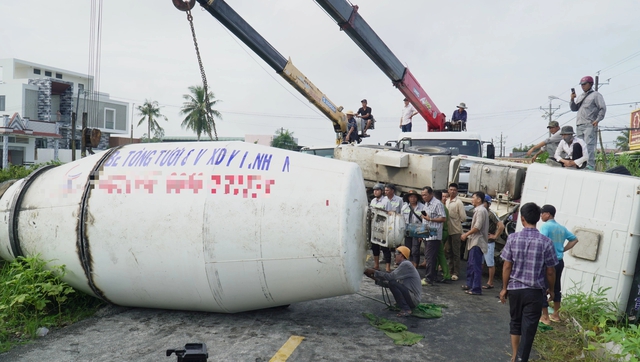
541,98 -> 561,124
495,132 -> 507,157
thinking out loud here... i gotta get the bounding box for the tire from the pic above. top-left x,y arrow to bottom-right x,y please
404,146 -> 451,156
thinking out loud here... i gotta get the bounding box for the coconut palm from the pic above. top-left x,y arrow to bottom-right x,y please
137,100 -> 167,143
180,85 -> 222,141
616,130 -> 630,151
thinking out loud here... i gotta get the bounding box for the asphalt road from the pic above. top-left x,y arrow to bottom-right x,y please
0,260 -> 528,362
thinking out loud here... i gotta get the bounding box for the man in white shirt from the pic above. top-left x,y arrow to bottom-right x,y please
554,126 -> 588,169
383,184 -> 403,214
400,98 -> 418,132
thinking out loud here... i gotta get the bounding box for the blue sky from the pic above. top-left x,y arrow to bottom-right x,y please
1,0 -> 639,152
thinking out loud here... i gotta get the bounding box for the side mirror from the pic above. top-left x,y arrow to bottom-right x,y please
486,144 -> 495,159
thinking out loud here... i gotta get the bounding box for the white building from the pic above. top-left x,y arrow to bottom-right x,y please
0,58 -> 129,166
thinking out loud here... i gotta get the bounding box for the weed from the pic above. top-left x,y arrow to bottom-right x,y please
0,255 -> 103,353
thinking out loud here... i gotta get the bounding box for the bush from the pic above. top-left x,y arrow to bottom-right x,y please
0,256 -> 103,352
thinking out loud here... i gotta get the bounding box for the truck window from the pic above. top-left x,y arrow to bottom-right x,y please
301,148 -> 334,158
410,139 -> 482,157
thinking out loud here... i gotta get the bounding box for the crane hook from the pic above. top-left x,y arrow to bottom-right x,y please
172,0 -> 196,11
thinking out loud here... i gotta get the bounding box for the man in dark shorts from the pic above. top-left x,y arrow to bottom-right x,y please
500,203 -> 558,362
357,99 -> 373,136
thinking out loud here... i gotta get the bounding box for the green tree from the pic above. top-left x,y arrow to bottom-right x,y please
271,128 -> 298,150
512,144 -> 537,153
140,128 -> 165,143
180,85 -> 222,141
616,130 -> 630,151
137,100 -> 167,143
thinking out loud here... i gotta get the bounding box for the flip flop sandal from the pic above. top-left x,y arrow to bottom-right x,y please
549,316 -> 561,323
482,284 -> 494,289
396,311 -> 411,317
461,285 -> 470,290
465,291 -> 482,296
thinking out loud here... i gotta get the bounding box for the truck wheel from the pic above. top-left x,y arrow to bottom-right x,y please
404,146 -> 451,155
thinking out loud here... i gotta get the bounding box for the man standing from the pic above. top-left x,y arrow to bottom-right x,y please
526,121 -> 561,164
500,203 -> 558,362
364,246 -> 422,317
461,192 -> 489,295
451,102 -> 468,131
358,99 -> 373,136
383,184 -> 403,214
401,190 -> 424,267
370,183 -> 393,272
570,75 -> 606,170
400,98 -> 418,132
420,187 -> 446,286
344,110 -> 361,144
539,204 -> 579,325
434,190 -> 452,282
482,195 -> 504,290
445,183 -> 466,281
554,126 -> 588,169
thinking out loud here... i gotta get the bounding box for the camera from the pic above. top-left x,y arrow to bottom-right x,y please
571,88 -> 575,94
166,343 -> 208,362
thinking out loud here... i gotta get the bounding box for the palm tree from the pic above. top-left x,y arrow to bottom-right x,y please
616,130 -> 630,151
180,85 -> 222,141
137,100 -> 167,143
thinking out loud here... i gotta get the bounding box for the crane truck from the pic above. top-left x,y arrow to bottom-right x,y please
170,0 -> 640,321
177,0 -> 377,145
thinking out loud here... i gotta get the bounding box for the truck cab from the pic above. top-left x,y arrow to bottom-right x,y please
391,132 -> 494,193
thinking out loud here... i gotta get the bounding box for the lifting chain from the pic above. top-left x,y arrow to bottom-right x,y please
184,6 -> 219,140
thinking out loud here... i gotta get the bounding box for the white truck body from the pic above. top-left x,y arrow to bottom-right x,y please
520,163 -> 640,316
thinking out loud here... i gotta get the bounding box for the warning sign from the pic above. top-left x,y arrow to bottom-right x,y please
630,109 -> 640,151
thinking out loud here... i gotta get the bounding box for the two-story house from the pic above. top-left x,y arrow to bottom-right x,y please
0,58 -> 129,165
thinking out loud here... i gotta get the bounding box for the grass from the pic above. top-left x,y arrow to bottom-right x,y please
0,256 -> 104,353
532,283 -> 640,362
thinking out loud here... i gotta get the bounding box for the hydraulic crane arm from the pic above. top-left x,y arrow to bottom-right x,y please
183,0 -> 348,144
315,0 -> 445,131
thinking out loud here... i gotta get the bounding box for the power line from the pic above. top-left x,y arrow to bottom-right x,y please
597,49 -> 640,73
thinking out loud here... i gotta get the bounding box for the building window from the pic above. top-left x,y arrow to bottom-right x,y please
104,108 -> 115,129
0,95 -> 5,111
34,69 -> 41,75
45,71 -> 52,77
55,73 -> 63,79
36,138 -> 48,148
78,83 -> 84,93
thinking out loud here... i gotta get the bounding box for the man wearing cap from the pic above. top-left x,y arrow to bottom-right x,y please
364,246 -> 422,317
526,121 -> 562,164
400,98 -> 418,132
344,110 -> 361,144
482,194 -> 504,290
420,186 -> 447,286
539,204 -> 579,325
401,190 -> 425,268
554,126 -> 588,169
451,102 -> 468,131
370,183 -> 393,272
570,76 -> 606,170
357,99 -> 373,136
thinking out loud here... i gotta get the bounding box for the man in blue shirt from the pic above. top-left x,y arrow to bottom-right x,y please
539,204 -> 579,325
451,102 -> 467,131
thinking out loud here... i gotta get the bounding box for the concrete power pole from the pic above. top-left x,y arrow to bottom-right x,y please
496,132 -> 507,157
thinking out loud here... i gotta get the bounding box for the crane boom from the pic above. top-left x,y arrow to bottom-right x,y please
315,0 -> 445,131
195,0 -> 348,143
